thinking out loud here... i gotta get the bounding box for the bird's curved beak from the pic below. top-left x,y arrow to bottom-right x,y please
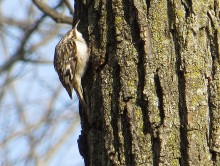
75,20 -> 80,29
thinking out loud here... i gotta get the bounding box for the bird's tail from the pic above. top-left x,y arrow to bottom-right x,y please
75,85 -> 88,117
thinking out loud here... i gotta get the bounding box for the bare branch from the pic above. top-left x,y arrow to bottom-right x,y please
64,0 -> 75,16
32,0 -> 72,24
0,13 -> 46,73
0,1 -> 64,74
21,58 -> 52,64
0,16 -> 30,29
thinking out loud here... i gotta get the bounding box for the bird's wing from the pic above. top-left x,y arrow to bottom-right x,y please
54,39 -> 77,99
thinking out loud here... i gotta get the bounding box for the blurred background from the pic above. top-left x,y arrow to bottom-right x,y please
0,0 -> 84,165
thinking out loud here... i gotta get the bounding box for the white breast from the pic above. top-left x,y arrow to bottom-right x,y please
75,39 -> 89,77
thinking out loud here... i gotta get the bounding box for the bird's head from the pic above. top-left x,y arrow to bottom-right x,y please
67,20 -> 84,42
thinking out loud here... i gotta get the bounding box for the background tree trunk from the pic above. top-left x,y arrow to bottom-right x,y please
76,0 -> 220,165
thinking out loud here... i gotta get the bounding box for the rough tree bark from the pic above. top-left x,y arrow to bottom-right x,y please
75,0 -> 220,166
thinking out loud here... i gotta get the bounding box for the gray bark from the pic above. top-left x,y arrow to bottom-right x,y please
76,0 -> 220,165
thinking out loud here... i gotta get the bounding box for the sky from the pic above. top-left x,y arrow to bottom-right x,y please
0,0 -> 84,165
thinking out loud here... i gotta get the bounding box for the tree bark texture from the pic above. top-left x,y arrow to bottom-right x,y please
75,0 -> 220,165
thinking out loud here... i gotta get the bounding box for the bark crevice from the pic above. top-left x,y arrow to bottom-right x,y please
172,30 -> 189,165
154,70 -> 165,126
111,63 -> 121,164
122,105 -> 135,166
152,130 -> 161,166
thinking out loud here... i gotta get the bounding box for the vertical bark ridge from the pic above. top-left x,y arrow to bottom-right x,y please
130,0 -> 155,165
148,1 -> 181,165
106,0 -> 124,165
142,2 -> 162,165
113,0 -> 139,165
167,1 -> 189,165
170,1 -> 213,165
133,1 -> 155,165
206,15 -> 216,164
98,1 -> 122,165
207,6 -> 220,165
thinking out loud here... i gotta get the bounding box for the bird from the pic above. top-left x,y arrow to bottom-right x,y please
54,20 -> 89,113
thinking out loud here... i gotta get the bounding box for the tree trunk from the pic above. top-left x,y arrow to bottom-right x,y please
76,0 -> 220,165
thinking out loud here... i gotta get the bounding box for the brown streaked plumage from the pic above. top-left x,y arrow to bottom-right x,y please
54,21 -> 89,112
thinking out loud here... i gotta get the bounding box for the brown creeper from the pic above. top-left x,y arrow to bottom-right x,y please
54,21 -> 89,112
